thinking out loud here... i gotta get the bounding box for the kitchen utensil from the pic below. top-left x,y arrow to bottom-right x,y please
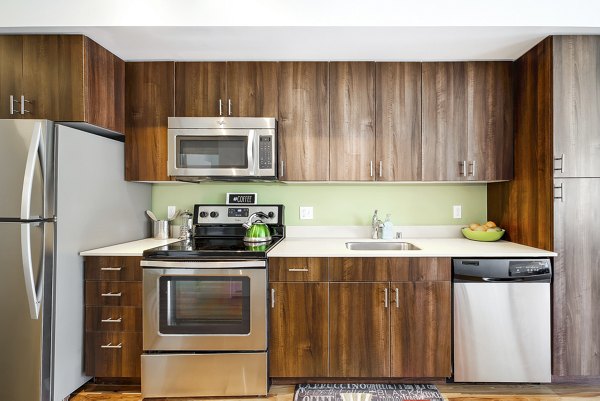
168,209 -> 180,222
461,227 -> 505,242
178,210 -> 193,240
242,212 -> 272,243
146,210 -> 158,222
152,220 -> 169,239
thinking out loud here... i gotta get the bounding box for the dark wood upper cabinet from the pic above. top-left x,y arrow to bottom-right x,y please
390,281 -> 451,377
375,63 -> 422,181
423,61 -> 513,181
329,282 -> 390,377
329,62 -> 376,181
269,282 -> 328,377
125,62 -> 174,181
422,62 -> 468,181
0,35 -> 124,133
0,35 -> 23,119
553,36 -> 600,178
278,62 -> 330,181
175,62 -> 227,117
226,62 -> 278,117
467,61 -> 513,181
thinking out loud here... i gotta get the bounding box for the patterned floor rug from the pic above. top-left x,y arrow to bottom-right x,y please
294,383 -> 444,401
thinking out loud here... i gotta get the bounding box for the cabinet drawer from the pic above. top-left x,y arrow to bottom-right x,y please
85,256 -> 142,281
85,282 -> 142,306
85,331 -> 142,378
328,258 -> 390,282
388,258 -> 451,282
85,306 -> 142,332
269,257 -> 328,282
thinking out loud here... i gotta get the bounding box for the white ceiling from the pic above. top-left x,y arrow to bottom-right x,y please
2,0 -> 600,61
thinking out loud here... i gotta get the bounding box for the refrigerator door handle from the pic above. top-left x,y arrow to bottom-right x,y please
21,222 -> 43,319
20,121 -> 45,220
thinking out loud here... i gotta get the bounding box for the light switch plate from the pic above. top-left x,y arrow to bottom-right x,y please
300,206 -> 314,220
453,205 -> 462,219
168,206 -> 177,220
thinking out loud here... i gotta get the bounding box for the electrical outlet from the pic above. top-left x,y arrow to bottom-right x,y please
453,205 -> 462,219
168,206 -> 177,220
300,206 -> 314,220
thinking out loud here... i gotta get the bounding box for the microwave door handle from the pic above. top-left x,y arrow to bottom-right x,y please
247,130 -> 255,174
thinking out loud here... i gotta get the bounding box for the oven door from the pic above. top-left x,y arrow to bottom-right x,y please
142,260 -> 267,351
168,128 -> 275,178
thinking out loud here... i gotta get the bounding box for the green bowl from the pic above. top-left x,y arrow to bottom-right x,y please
461,227 -> 505,242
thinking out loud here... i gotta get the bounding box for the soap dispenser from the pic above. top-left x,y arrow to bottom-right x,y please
382,214 -> 394,240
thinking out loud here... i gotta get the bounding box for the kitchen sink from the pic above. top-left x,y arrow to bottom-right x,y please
345,241 -> 421,251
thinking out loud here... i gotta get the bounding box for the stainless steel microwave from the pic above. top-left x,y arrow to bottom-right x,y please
168,117 -> 277,181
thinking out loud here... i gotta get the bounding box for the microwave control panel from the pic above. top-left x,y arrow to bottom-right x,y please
258,135 -> 273,169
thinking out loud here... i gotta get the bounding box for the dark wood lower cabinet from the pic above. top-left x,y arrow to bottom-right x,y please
391,281 -> 452,377
329,282 -> 390,377
269,283 -> 328,377
84,256 -> 143,379
85,332 -> 142,378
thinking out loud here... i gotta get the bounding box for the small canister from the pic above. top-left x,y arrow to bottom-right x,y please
152,220 -> 169,240
179,210 -> 193,240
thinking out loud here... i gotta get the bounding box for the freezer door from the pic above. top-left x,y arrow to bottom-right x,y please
0,119 -> 53,220
0,220 -> 50,401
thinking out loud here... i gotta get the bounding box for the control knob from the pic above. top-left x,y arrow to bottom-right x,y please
210,211 -> 219,218
199,211 -> 208,218
268,211 -> 275,219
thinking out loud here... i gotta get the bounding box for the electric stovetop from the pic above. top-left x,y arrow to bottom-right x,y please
143,204 -> 285,260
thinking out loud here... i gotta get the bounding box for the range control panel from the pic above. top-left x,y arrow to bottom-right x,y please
194,204 -> 283,225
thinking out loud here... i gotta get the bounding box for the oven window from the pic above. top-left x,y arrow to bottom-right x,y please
159,276 -> 251,335
177,136 -> 248,169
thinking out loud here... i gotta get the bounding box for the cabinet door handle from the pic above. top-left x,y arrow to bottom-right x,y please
271,288 -> 275,308
101,317 -> 122,323
394,288 -> 399,308
101,292 -> 122,297
10,95 -> 18,115
459,161 -> 466,177
379,161 -> 383,178
468,161 -> 476,177
554,183 -> 564,202
554,154 -> 565,173
288,268 -> 309,272
384,288 -> 389,308
100,342 -> 122,349
20,95 -> 31,114
280,160 -> 285,178
370,161 -> 374,177
228,99 -> 232,116
100,267 -> 122,271
218,99 -> 223,116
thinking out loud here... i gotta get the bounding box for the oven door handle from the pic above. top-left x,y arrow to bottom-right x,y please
140,260 -> 266,269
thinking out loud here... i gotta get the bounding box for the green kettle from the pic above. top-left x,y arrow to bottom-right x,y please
243,212 -> 272,243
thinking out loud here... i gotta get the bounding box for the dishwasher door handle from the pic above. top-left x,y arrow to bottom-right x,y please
482,277 -> 524,282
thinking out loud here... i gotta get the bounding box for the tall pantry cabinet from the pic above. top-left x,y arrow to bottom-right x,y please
488,35 -> 600,379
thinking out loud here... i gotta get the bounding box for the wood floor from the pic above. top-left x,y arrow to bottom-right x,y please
70,383 -> 600,401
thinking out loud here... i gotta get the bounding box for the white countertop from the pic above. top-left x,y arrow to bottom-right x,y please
79,238 -> 182,257
267,237 -> 557,258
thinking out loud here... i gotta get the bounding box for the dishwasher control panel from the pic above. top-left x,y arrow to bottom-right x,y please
453,258 -> 552,282
509,260 -> 552,277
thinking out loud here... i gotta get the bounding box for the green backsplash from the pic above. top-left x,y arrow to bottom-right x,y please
152,182 -> 487,226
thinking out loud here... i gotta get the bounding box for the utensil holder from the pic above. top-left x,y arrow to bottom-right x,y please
152,220 -> 169,239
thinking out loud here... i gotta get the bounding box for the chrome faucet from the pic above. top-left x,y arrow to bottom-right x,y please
371,209 -> 383,239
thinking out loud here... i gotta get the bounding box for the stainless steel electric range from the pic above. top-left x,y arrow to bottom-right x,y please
140,204 -> 284,399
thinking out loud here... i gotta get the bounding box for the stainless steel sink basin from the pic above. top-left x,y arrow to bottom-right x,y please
345,241 -> 421,251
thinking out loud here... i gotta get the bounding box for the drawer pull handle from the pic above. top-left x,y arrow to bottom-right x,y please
100,342 -> 122,349
101,292 -> 122,297
101,317 -> 122,323
288,268 -> 309,272
100,267 -> 122,271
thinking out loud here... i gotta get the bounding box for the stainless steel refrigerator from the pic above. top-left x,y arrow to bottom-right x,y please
0,120 -> 151,401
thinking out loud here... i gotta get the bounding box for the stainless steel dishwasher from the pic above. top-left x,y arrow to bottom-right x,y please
453,258 -> 552,383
